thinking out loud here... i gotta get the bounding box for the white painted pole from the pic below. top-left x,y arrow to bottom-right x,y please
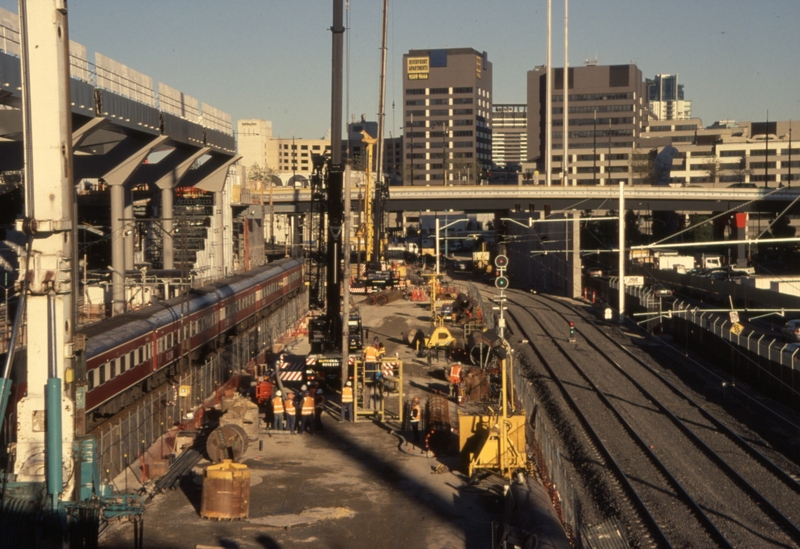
435,217 -> 441,276
546,0 -> 552,187
563,0 -> 569,186
619,180 -> 625,321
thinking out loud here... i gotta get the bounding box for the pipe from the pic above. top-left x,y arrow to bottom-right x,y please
0,239 -> 32,440
46,291 -> 63,508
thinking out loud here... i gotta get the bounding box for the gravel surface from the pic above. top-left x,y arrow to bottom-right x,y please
504,289 -> 800,549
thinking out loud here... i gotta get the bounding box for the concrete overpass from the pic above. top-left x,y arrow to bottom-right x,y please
242,184 -> 800,215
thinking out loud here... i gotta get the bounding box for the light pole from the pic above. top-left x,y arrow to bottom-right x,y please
435,218 -> 468,277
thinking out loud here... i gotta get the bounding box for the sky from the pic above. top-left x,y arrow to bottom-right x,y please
2,0 -> 799,141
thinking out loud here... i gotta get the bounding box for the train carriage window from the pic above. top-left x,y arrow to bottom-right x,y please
99,363 -> 106,385
137,346 -> 143,365
168,333 -> 174,348
129,351 -> 135,371
110,359 -> 117,379
88,368 -> 95,390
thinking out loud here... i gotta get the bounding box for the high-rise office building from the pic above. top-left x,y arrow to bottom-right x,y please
402,48 -> 492,185
492,104 -> 527,170
647,74 -> 691,120
526,63 -> 648,185
237,119 -> 274,177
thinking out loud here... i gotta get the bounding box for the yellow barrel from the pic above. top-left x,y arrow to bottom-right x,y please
200,459 -> 251,520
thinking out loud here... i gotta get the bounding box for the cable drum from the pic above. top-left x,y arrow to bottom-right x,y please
468,329 -> 500,368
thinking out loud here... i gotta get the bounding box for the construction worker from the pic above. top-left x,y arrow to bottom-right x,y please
341,380 -> 354,422
292,385 -> 307,433
363,342 -> 380,411
299,389 -> 316,434
448,362 -> 463,400
409,396 -> 421,451
272,390 -> 285,431
284,391 -> 297,434
314,389 -> 325,433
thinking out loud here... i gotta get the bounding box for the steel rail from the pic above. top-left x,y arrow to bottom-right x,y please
509,298 -> 732,549
530,292 -> 800,545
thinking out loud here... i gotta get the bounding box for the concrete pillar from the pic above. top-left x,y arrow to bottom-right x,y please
570,213 -> 582,298
124,185 -> 134,271
102,135 -> 168,313
162,186 -> 174,270
111,184 -> 126,315
735,212 -> 749,267
214,191 -> 224,277
153,147 -> 211,271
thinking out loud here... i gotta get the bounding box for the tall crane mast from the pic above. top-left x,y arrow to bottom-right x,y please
360,130 -> 377,263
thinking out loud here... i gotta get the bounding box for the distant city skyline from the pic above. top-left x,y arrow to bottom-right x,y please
1,0 -> 798,142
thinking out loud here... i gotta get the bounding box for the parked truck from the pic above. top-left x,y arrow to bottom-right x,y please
656,255 -> 695,272
697,254 -> 723,269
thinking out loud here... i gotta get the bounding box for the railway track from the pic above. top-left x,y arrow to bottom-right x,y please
506,290 -> 800,549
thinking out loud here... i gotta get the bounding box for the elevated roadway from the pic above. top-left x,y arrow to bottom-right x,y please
252,184 -> 800,215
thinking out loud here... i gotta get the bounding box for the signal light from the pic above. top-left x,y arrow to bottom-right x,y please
495,255 -> 508,268
568,321 -> 575,340
495,276 -> 509,290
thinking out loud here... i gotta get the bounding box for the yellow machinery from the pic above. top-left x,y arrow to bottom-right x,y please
458,355 -> 526,479
359,130 -> 377,263
407,317 -> 457,354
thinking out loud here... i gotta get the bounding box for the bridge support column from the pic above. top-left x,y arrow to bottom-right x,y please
214,191 -> 224,277
103,135 -> 168,315
734,212 -> 749,268
124,186 -> 134,272
153,147 -> 211,271
110,184 -> 126,315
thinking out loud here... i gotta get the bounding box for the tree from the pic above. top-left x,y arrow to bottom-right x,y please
731,159 -> 752,186
630,149 -> 656,185
701,157 -> 721,186
247,163 -> 266,183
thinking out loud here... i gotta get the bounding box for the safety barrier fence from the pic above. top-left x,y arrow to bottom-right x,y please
608,279 -> 800,401
468,281 -> 494,331
510,359 -> 582,545
97,293 -> 308,484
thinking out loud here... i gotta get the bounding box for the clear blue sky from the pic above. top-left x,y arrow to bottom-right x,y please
3,0 -> 799,140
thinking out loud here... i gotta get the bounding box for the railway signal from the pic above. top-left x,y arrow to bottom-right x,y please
569,321 -> 576,343
494,254 -> 509,290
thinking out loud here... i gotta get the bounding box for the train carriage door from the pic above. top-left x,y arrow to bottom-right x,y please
152,331 -> 159,371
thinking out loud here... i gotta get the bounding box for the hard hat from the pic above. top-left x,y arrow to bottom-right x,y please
346,381 -> 352,387
276,390 -> 282,396
316,389 -> 323,394
301,384 -> 307,391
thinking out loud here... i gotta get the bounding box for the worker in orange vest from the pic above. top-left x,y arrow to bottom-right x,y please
448,362 -> 463,400
284,391 -> 297,434
409,396 -> 421,451
272,390 -> 285,431
341,380 -> 354,422
299,390 -> 316,434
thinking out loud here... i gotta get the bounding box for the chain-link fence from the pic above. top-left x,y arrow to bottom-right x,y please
97,293 -> 308,482
510,356 -> 582,546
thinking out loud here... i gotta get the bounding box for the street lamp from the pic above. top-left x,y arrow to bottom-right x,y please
435,218 -> 468,276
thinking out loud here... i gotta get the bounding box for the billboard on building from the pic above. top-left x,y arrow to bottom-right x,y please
407,56 -> 429,80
